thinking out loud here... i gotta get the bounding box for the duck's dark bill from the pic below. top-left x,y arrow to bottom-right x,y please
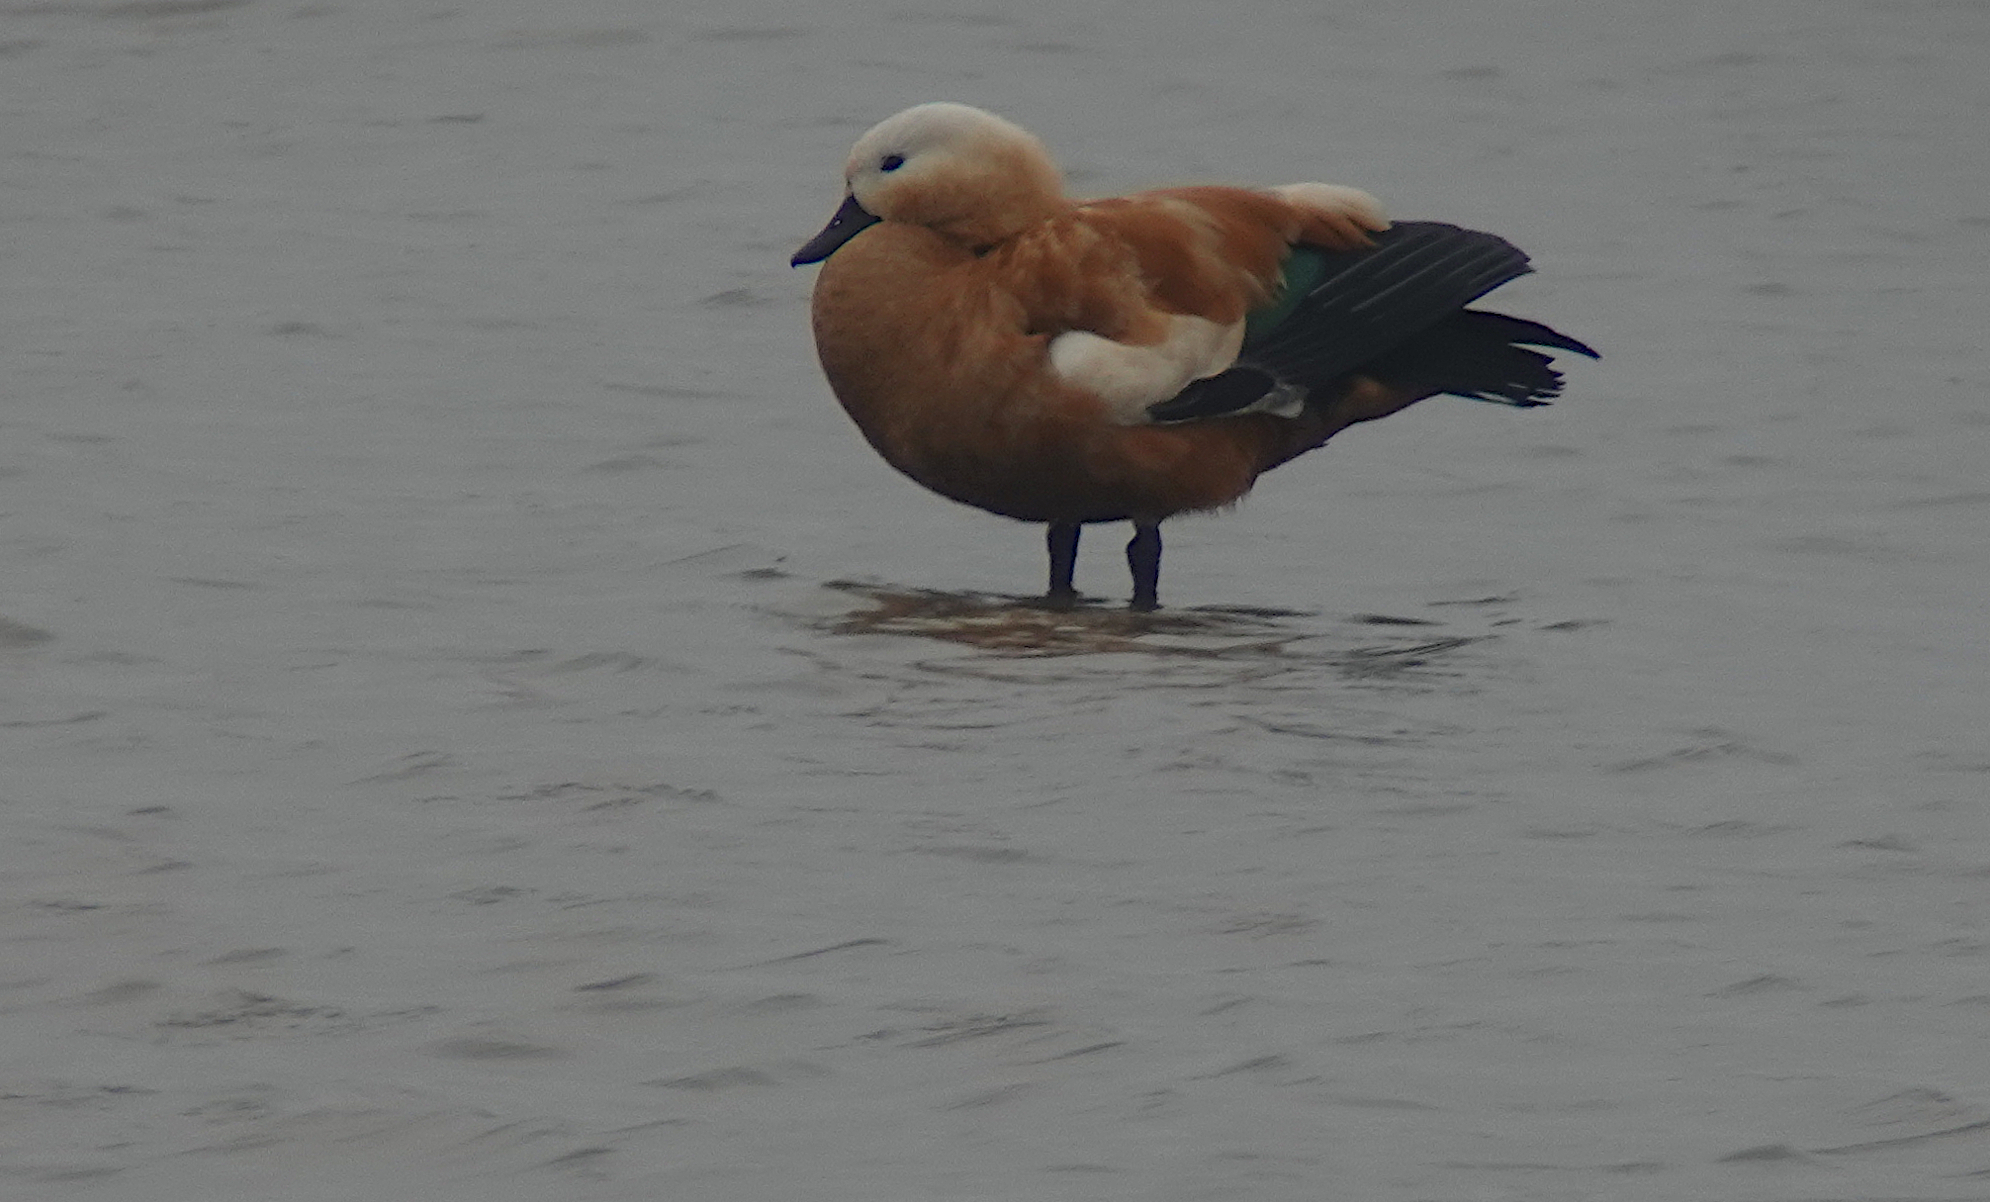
791,195 -> 882,266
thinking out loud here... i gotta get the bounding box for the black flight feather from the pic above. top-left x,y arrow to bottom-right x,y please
1146,221 -> 1596,424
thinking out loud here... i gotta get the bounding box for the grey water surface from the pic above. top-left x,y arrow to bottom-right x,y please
3,1 -> 1988,1198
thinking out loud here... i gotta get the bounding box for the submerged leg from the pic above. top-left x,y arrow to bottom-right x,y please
1126,520 -> 1162,612
1045,521 -> 1080,607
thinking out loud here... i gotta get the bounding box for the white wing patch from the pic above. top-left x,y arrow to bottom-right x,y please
1048,315 -> 1246,425
1267,182 -> 1389,230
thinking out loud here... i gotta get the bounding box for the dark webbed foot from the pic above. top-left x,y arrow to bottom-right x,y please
1126,521 -> 1162,611
1045,521 -> 1080,608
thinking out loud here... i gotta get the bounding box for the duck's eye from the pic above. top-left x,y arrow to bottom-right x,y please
880,153 -> 906,172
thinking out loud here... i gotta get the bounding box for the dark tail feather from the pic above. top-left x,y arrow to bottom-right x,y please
1452,310 -> 1601,361
1364,310 -> 1601,408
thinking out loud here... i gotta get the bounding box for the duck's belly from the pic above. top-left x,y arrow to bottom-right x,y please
849,394 -> 1278,525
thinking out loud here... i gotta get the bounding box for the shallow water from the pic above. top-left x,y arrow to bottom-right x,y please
3,1 -> 1989,1199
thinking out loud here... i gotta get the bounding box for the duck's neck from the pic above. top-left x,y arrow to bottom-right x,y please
923,147 -> 1069,251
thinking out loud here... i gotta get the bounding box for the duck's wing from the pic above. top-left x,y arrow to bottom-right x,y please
1145,222 -> 1596,423
1031,190 -> 1347,423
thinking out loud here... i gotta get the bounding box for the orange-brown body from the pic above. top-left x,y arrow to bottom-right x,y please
808,187 -> 1388,524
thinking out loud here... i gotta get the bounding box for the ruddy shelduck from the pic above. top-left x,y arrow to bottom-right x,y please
794,102 -> 1595,610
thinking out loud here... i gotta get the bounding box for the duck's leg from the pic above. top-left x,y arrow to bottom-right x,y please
1126,520 -> 1162,612
1045,521 -> 1080,607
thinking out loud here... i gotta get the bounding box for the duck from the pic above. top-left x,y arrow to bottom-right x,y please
792,102 -> 1595,611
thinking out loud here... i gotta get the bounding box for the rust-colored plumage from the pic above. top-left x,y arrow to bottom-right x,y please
793,102 -> 1594,609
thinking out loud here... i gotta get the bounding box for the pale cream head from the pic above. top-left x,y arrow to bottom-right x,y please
842,102 -> 1068,249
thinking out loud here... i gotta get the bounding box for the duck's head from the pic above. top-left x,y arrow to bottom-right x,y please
792,102 -> 1067,266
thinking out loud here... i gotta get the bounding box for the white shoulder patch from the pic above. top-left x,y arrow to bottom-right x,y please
1268,182 -> 1389,230
1048,316 -> 1246,425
